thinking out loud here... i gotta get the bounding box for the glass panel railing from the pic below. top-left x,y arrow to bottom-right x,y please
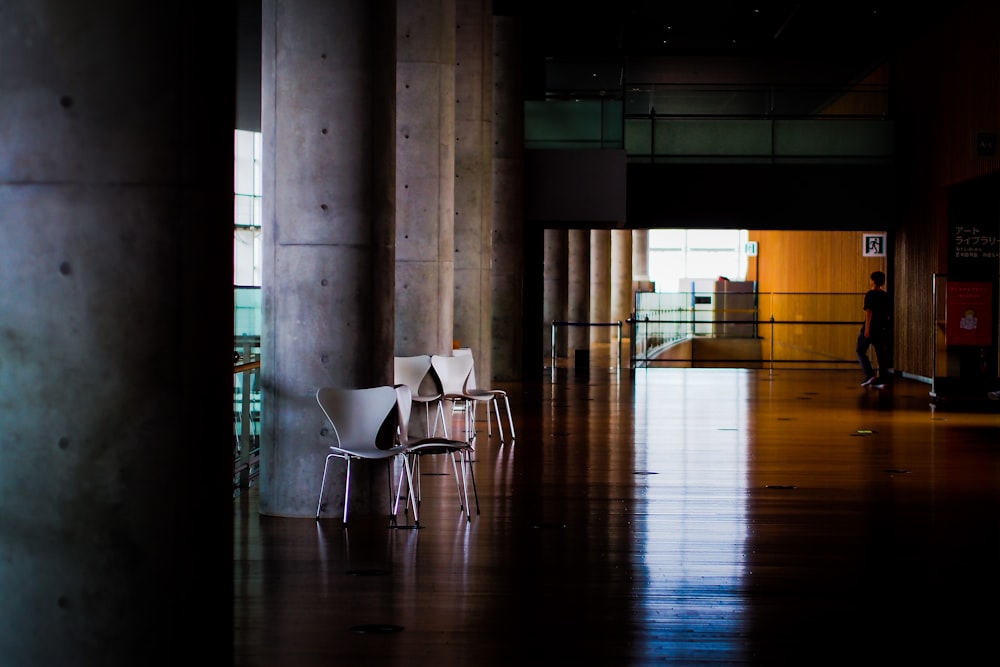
235,285 -> 261,337
773,119 -> 894,157
234,286 -> 261,495
233,337 -> 260,496
653,118 -> 773,156
623,83 -> 889,118
623,117 -> 892,163
530,81 -> 893,162
625,291 -> 866,370
525,99 -> 623,149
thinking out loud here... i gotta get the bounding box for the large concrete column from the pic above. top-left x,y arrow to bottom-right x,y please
453,0 -> 493,382
395,0 -> 457,357
491,14 -> 525,381
611,228 -> 633,324
590,229 -> 612,346
0,2 -> 233,663
543,228 -> 569,363
629,229 -> 651,366
567,229 -> 591,355
633,228 -> 651,288
261,1 -> 395,519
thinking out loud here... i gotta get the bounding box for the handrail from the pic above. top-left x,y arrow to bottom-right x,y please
233,356 -> 261,495
234,359 -> 260,373
632,318 -> 861,326
626,315 -> 863,370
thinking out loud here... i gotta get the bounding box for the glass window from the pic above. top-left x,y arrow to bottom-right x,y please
234,130 -> 263,286
648,229 -> 749,291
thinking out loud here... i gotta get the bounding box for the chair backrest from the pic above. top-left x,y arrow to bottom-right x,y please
452,347 -> 478,390
316,386 -> 399,452
393,354 -> 440,397
430,354 -> 474,395
393,384 -> 413,443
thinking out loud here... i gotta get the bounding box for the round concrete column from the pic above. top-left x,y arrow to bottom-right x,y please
453,0 -> 493,382
633,229 -> 651,286
260,1 -> 395,519
611,229 -> 634,325
590,229 -> 612,346
394,0 -> 457,357
491,14 -> 525,381
544,229 -> 569,362
0,2 -> 233,663
567,229 -> 591,356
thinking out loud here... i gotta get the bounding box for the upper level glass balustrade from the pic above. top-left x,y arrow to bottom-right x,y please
526,82 -> 892,162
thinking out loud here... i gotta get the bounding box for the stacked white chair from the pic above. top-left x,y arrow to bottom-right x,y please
393,384 -> 478,524
430,353 -> 477,441
453,348 -> 516,441
393,354 -> 448,437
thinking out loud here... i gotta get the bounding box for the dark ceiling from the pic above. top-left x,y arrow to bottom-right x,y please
520,2 -> 920,59
236,3 -> 955,128
513,2 -> 951,97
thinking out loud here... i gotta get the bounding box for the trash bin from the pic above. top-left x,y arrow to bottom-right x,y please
574,348 -> 589,376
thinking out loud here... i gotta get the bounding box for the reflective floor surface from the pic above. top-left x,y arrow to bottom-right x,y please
234,368 -> 1000,666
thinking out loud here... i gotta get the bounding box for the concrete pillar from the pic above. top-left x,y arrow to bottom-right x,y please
567,229 -> 591,355
629,228 -> 651,366
395,0 -> 457,357
633,228 -> 651,288
590,229 -> 612,346
453,0 -> 493,383
543,229 -> 569,362
0,2 -> 233,663
260,1 -> 395,519
491,14 -> 525,381
611,228 -> 633,324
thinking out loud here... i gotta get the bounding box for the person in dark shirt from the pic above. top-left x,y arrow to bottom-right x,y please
857,270 -> 891,388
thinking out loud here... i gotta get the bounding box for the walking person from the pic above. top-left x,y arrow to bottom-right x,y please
857,270 -> 891,388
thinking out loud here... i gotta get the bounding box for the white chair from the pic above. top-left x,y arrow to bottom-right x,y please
393,354 -> 448,438
453,348 -> 516,441
393,384 -> 479,523
430,353 -> 476,440
314,385 -> 415,524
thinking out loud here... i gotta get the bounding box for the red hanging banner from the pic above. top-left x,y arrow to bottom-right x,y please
946,281 -> 993,346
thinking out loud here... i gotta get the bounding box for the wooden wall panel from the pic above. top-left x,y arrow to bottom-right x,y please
891,0 -> 1000,381
745,230 -> 886,367
749,231 -> 885,294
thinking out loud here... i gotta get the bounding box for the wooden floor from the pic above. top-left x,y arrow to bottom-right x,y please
233,368 -> 1000,666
